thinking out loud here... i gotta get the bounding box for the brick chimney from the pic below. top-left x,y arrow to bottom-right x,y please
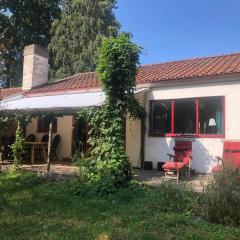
22,44 -> 49,90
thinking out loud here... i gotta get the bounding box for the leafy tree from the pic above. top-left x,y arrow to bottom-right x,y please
0,0 -> 61,87
49,0 -> 120,80
76,34 -> 145,194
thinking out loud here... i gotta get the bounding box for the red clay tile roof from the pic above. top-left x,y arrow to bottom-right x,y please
2,52 -> 240,97
137,52 -> 240,84
0,88 -> 22,100
28,52 -> 240,95
29,72 -> 99,95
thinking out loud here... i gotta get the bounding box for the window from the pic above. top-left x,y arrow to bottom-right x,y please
150,100 -> 172,134
37,116 -> 57,133
149,96 -> 224,137
174,99 -> 196,134
198,97 -> 224,135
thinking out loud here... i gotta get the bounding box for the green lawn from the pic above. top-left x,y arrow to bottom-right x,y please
0,172 -> 239,240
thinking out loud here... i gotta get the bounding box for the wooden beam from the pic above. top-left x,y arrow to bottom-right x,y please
47,121 -> 53,172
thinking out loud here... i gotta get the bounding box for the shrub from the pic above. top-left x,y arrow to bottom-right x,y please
203,166 -> 240,226
73,150 -> 132,196
74,34 -> 144,195
153,182 -> 201,214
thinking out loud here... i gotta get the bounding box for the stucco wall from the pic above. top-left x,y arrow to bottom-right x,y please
126,118 -> 142,168
26,116 -> 73,160
125,91 -> 146,168
145,80 -> 240,173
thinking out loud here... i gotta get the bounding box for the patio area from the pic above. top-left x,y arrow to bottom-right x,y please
1,161 -> 78,180
1,162 -> 212,192
133,169 -> 212,192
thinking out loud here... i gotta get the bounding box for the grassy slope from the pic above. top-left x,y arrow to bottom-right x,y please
0,172 -> 239,240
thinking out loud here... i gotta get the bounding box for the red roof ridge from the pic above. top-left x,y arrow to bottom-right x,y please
140,51 -> 240,68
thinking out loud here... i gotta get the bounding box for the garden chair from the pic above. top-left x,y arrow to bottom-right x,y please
25,134 -> 36,142
212,141 -> 240,175
162,140 -> 192,183
34,134 -> 49,161
1,135 -> 13,163
41,134 -> 49,143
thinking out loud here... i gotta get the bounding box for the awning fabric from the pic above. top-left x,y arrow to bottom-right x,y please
0,88 -> 148,113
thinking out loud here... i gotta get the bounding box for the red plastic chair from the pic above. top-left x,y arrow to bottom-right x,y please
163,141 -> 192,182
212,141 -> 240,174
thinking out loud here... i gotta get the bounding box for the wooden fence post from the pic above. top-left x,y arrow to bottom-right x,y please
47,121 -> 53,172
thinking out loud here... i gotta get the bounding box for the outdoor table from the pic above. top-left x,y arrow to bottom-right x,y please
26,142 -> 47,164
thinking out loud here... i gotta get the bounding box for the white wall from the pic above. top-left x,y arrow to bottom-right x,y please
26,115 -> 73,160
145,80 -> 240,173
125,91 -> 146,168
126,118 -> 142,168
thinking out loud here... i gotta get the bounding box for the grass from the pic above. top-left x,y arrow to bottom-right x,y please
0,172 -> 239,240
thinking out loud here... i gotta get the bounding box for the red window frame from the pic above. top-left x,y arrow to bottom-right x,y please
149,96 -> 225,138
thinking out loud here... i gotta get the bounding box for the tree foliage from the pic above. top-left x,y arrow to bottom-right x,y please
76,34 -> 145,194
10,114 -> 31,170
49,0 -> 120,80
0,0 -> 61,87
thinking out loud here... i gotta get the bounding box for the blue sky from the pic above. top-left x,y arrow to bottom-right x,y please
115,0 -> 240,64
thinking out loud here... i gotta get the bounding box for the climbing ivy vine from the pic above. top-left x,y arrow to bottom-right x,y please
76,34 -> 145,193
10,114 -> 31,170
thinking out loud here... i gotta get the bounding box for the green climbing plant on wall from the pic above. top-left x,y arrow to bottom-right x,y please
10,114 -> 31,170
76,34 -> 145,193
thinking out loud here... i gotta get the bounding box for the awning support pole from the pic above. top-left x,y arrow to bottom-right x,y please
47,121 -> 53,172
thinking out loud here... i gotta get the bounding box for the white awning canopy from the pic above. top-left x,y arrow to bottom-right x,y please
0,88 -> 148,114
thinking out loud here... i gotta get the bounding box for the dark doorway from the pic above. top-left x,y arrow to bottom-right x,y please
73,117 -> 89,155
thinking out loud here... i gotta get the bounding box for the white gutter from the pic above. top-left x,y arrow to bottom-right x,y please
0,88 -> 149,113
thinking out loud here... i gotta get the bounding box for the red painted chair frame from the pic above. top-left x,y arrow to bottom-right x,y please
212,141 -> 240,175
163,141 -> 192,182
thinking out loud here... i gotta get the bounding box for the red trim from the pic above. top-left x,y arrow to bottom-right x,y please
196,98 -> 199,135
195,134 -> 225,138
223,96 -> 226,137
149,96 -> 226,139
171,100 -> 174,135
149,133 -> 225,139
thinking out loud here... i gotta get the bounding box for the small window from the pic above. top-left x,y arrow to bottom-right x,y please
150,100 -> 172,134
37,116 -> 57,133
174,99 -> 196,134
198,97 -> 224,135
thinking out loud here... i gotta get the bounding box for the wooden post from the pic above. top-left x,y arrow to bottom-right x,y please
47,121 -> 53,172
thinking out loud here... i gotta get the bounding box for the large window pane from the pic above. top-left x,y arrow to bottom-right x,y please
151,101 -> 171,134
174,99 -> 196,134
198,97 -> 223,134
